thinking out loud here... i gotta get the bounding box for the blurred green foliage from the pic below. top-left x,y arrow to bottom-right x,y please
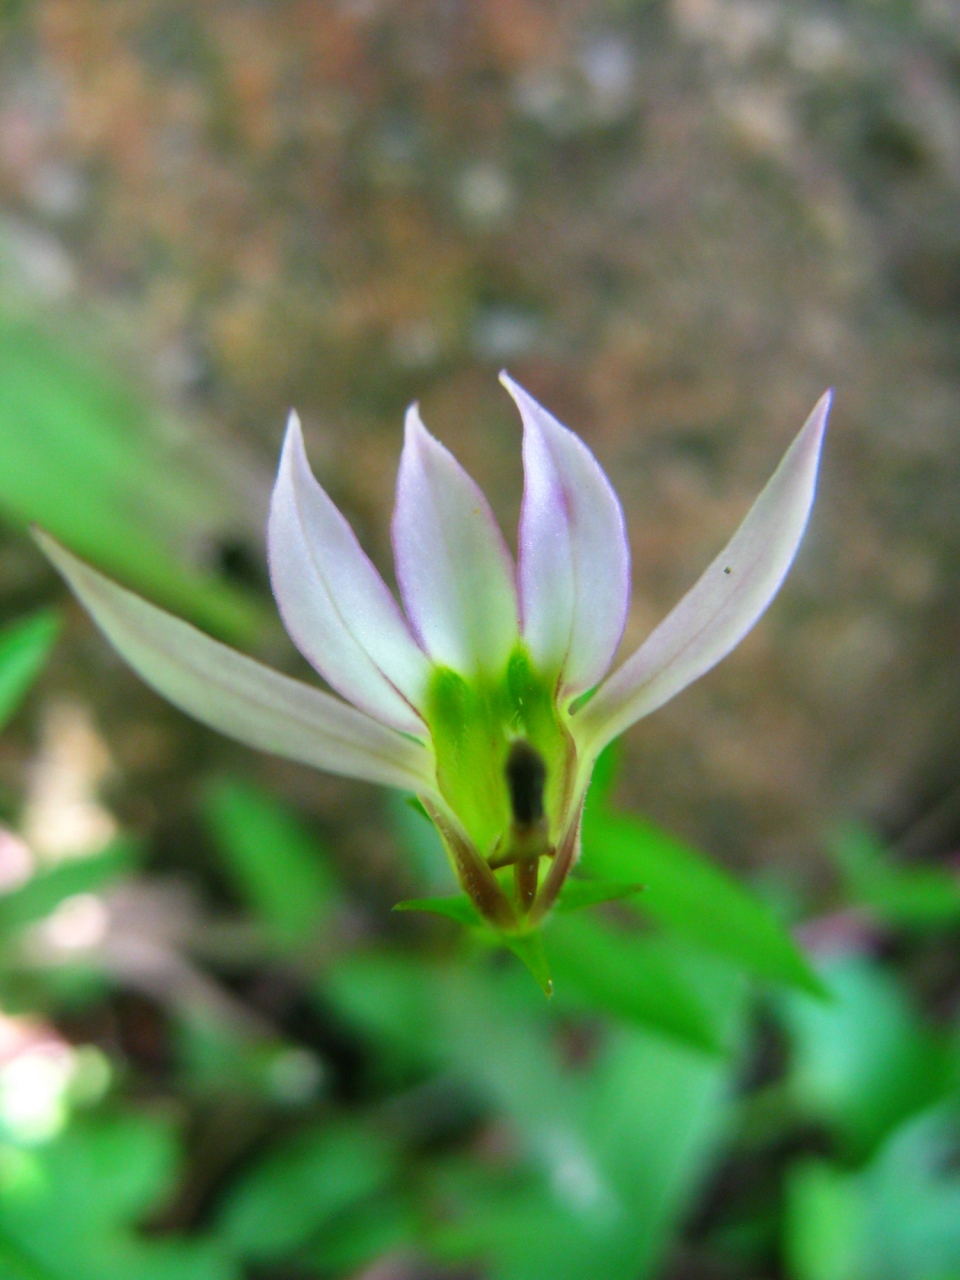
202,777 -> 340,950
831,825 -> 960,930
0,316 -> 267,644
0,611 -> 59,731
0,1116 -> 235,1280
1,659 -> 957,1280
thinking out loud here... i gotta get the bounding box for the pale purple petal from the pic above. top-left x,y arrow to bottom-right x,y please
577,392 -> 831,752
268,412 -> 429,735
36,532 -> 437,794
392,404 -> 519,674
502,372 -> 630,696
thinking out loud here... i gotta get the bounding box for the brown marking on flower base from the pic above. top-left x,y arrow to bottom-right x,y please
530,802 -> 584,924
420,795 -> 517,930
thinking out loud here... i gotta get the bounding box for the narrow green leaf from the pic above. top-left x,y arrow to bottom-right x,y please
320,952 -> 444,1077
780,954 -> 948,1159
785,1106 -> 960,1280
305,1193 -> 416,1274
0,609 -> 60,730
393,895 -> 481,927
203,777 -> 339,948
581,810 -> 825,996
585,740 -> 622,810
545,914 -> 723,1053
0,316 -> 267,644
555,878 -> 645,912
0,1114 -> 236,1280
0,840 -> 135,937
0,1231 -> 60,1280
428,964 -> 747,1280
405,795 -> 431,822
830,824 -> 960,928
216,1121 -> 397,1261
785,1159 -> 865,1280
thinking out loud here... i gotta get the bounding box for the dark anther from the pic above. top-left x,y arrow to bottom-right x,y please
506,739 -> 546,828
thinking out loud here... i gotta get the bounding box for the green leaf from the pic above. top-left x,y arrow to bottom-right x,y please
393,895 -> 481,926
830,824 -> 960,928
0,609 -> 60,730
203,777 -> 339,948
175,1008 -> 324,1105
0,1230 -> 60,1280
780,954 -> 948,1159
216,1119 -> 397,1261
785,1105 -> 960,1280
304,1192 -> 416,1274
544,914 -> 725,1054
0,1115 -> 236,1280
0,315 -> 266,644
320,952 -> 445,1081
405,795 -> 431,822
391,791 -> 457,893
581,809 -> 824,996
785,1159 -> 865,1280
426,964 -> 748,1280
554,878 -> 645,912
585,740 -> 622,810
394,910 -> 557,997
0,840 -> 135,938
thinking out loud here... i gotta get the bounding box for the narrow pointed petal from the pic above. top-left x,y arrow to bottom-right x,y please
577,393 -> 831,752
268,412 -> 429,734
392,404 -> 519,674
35,532 -> 437,794
502,373 -> 630,696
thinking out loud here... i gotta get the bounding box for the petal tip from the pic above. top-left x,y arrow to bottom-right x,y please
32,528 -> 76,580
31,524 -> 54,554
499,370 -> 537,417
579,389 -> 833,750
807,389 -> 833,438
403,401 -> 428,441
278,409 -> 307,472
797,390 -> 832,469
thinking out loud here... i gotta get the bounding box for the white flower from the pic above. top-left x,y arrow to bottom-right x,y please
36,374 -> 830,944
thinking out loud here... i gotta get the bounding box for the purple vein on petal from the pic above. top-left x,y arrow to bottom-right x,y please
578,392 -> 831,752
502,372 -> 630,697
35,531 -> 438,794
392,404 -> 519,675
268,411 -> 429,735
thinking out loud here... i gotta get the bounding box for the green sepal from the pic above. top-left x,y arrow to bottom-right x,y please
404,796 -> 431,823
393,896 -> 554,996
501,929 -> 553,997
555,877 -> 645,913
584,739 -> 622,810
393,895 -> 482,927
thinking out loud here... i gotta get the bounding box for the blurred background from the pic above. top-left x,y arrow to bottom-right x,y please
0,2 -> 958,1278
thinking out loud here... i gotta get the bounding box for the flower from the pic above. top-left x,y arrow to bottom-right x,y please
36,374 -> 830,976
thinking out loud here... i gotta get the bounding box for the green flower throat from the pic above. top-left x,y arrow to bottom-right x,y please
425,647 -> 576,896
